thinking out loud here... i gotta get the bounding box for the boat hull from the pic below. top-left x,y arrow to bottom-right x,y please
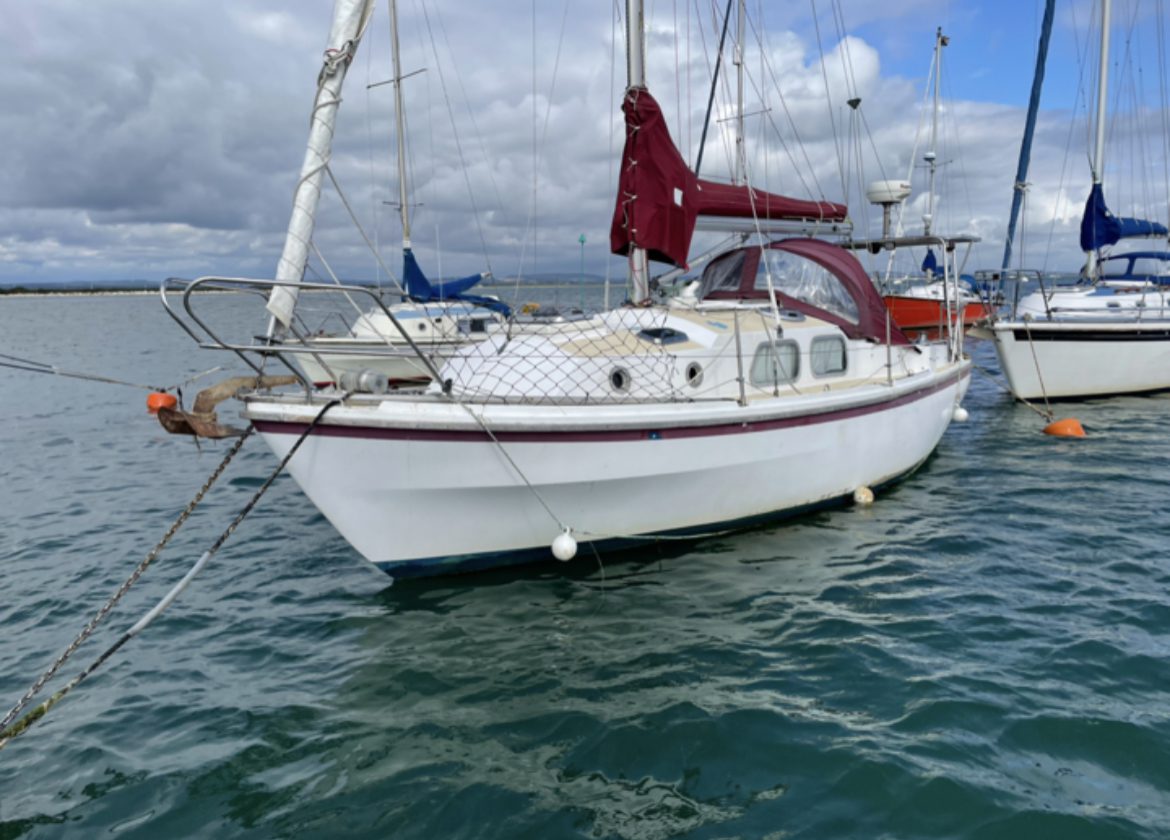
883,295 -> 988,333
250,363 -> 970,577
295,343 -> 442,386
990,320 -> 1170,399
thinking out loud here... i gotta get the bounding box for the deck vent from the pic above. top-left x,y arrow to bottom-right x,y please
637,327 -> 688,345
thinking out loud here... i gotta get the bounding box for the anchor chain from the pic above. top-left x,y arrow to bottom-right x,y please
0,397 -> 342,751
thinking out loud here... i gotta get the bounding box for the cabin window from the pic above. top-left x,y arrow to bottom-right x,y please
749,340 -> 799,388
1131,257 -> 1170,277
697,249 -> 747,299
756,250 -> 860,323
810,335 -> 847,376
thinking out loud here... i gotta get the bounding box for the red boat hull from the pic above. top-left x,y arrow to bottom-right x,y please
883,296 -> 989,333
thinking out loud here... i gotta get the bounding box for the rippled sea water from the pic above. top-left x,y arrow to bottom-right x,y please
1,293 -> 1169,839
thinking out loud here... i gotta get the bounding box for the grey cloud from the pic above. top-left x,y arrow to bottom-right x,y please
0,0 -> 1159,286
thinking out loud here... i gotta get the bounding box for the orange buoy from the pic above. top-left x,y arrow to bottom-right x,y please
146,392 -> 178,414
1043,417 -> 1086,438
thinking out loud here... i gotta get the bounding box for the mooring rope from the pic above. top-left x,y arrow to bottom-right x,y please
0,398 -> 342,752
0,430 -> 253,733
1021,318 -> 1055,421
970,361 -> 1052,421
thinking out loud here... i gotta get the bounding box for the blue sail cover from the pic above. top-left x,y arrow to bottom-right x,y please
402,248 -> 510,315
1079,183 -> 1169,251
921,248 -> 939,275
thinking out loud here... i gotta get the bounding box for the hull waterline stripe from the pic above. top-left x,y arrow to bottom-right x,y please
1010,327 -> 1170,342
252,366 -> 969,443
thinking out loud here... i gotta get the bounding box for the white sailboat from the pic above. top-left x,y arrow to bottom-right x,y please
988,0 -> 1170,400
168,0 -> 972,578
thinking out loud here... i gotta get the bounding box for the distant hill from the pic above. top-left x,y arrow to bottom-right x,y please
0,278 -> 158,293
0,273 -> 612,294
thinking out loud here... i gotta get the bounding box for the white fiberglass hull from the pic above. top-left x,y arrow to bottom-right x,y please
247,362 -> 969,577
295,341 -> 452,385
990,319 -> 1170,399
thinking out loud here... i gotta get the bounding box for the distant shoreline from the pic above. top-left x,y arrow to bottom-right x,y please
0,289 -> 226,298
0,280 -> 615,299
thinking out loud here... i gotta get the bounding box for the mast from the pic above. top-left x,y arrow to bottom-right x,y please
1001,0 -> 1055,271
390,0 -> 411,249
1086,0 -> 1112,276
734,0 -> 746,185
923,28 -> 946,238
267,0 -> 375,331
626,0 -> 650,301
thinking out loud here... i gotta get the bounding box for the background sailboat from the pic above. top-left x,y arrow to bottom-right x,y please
989,0 -> 1170,400
275,0 -> 508,389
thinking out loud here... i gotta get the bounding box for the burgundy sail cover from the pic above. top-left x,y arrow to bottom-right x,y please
610,88 -> 848,267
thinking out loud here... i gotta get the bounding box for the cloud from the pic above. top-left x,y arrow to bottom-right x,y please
1,0 -> 1164,287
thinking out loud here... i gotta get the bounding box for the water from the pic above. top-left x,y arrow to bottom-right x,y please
2,293 -> 1169,838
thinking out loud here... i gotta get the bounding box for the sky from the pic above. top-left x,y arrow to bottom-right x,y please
2,0 -> 1168,287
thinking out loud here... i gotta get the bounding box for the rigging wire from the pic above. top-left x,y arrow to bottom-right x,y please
810,0 -> 848,202
324,165 -> 403,290
1158,0 -> 1170,223
674,0 -> 683,144
0,352 -> 221,394
693,0 -> 734,177
418,2 -> 495,275
608,0 -> 622,305
1042,0 -> 1092,272
364,2 -> 384,291
511,0 -> 572,299
744,11 -> 830,202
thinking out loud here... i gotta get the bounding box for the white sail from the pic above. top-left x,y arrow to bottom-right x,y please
267,0 -> 375,329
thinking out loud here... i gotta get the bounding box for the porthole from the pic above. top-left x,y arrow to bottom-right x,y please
417,322 -> 427,332
685,362 -> 703,388
610,367 -> 631,392
780,309 -> 806,322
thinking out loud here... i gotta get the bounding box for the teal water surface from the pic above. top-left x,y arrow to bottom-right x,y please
1,294 -> 1169,838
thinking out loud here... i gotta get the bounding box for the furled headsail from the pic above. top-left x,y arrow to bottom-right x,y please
609,88 -> 847,267
267,0 -> 376,329
1080,183 -> 1169,252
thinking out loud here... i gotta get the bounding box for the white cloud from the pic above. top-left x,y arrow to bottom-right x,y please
0,0 -> 1163,286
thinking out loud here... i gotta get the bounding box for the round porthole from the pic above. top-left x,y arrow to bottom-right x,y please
610,367 -> 631,392
780,309 -> 806,322
417,322 -> 427,332
685,362 -> 703,387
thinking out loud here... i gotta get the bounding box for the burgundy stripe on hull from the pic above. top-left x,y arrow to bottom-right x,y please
252,367 -> 969,443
